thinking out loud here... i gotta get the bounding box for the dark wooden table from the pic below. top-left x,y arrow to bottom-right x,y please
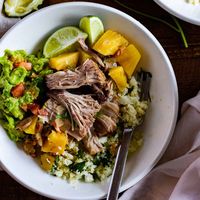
1,0 -> 200,199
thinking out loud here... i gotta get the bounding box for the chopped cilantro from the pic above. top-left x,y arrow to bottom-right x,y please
77,149 -> 84,158
50,155 -> 59,175
56,112 -> 69,120
69,161 -> 85,172
93,150 -> 112,167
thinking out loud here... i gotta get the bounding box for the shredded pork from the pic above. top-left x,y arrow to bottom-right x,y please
46,59 -> 106,90
78,38 -> 105,67
94,101 -> 119,137
48,90 -> 101,140
44,56 -> 119,154
83,133 -> 104,155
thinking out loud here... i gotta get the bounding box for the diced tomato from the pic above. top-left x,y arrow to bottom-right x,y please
11,83 -> 25,98
24,104 -> 48,116
27,103 -> 40,115
15,62 -> 32,70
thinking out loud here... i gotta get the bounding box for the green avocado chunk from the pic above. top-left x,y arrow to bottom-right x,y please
9,67 -> 27,85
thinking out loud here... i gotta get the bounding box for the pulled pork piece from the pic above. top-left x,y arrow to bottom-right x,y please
46,59 -> 106,90
78,38 -> 105,67
104,80 -> 115,101
48,90 -> 101,141
52,117 -> 85,141
42,98 -> 66,122
59,119 -> 84,141
83,131 -> 104,155
41,99 -> 89,141
95,115 -> 116,136
90,79 -> 116,103
16,116 -> 35,131
100,101 -> 119,121
35,132 -> 43,146
94,101 -> 119,137
103,57 -> 118,72
35,122 -> 43,146
91,84 -> 107,103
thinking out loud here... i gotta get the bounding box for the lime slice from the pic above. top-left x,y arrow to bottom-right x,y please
43,26 -> 88,58
79,16 -> 104,46
4,0 -> 43,17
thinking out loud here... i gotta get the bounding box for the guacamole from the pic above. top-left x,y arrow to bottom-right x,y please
0,50 -> 52,141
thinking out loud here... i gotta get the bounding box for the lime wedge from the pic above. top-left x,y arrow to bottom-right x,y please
79,16 -> 104,46
43,26 -> 88,58
4,0 -> 43,17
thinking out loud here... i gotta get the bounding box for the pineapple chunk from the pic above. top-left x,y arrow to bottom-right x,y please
78,49 -> 91,65
49,52 -> 79,71
116,44 -> 141,78
109,66 -> 128,92
42,131 -> 68,155
92,30 -> 128,56
40,154 -> 55,172
24,116 -> 38,135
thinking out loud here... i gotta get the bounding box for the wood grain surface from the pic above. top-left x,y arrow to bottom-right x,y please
1,0 -> 200,199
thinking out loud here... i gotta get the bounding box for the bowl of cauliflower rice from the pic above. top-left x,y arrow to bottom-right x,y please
0,2 -> 178,200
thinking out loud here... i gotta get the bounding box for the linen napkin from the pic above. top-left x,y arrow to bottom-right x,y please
119,92 -> 200,200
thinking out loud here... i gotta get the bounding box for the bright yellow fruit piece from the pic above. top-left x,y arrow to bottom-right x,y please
78,49 -> 91,65
49,52 -> 79,70
42,131 -> 68,155
40,154 -> 55,172
109,66 -> 128,92
24,116 -> 38,134
92,30 -> 129,56
116,44 -> 141,78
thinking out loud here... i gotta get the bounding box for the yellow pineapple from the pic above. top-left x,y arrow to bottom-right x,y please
42,131 -> 68,155
109,66 -> 128,92
93,30 -> 128,56
116,44 -> 141,78
49,52 -> 79,71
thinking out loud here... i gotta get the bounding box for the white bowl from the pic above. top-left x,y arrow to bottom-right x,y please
0,2 -> 178,200
154,0 -> 200,26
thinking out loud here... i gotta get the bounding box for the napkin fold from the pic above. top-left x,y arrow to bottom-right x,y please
119,93 -> 200,200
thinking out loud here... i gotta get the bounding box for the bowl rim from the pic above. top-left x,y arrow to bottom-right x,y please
154,0 -> 200,26
0,1 -> 178,200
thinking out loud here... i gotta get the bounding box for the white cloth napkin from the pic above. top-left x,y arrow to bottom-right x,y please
119,93 -> 200,200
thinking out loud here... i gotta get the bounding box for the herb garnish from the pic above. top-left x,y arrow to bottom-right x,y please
69,161 -> 86,172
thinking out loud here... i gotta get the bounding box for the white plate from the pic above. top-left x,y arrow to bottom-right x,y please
0,2 -> 178,200
154,0 -> 200,25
